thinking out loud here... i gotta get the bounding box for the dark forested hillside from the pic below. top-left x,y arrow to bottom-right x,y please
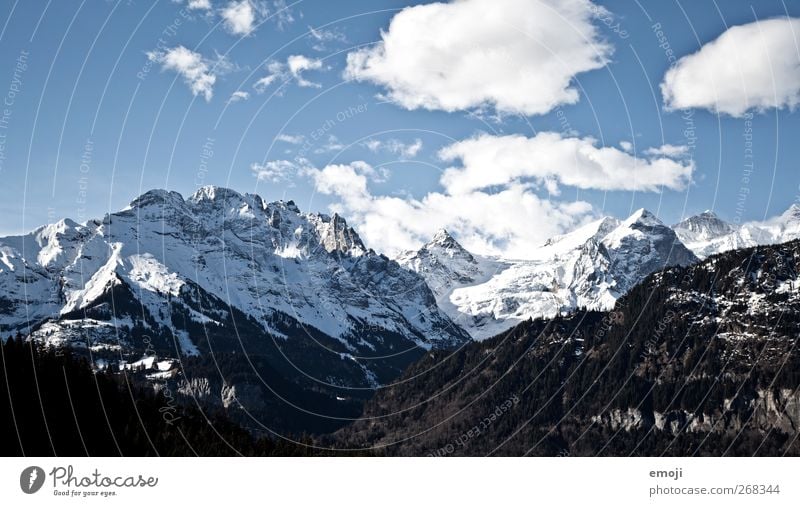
332,240 -> 800,456
0,338 -> 324,456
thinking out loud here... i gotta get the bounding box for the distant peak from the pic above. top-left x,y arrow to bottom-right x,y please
783,203 -> 800,219
671,210 -> 734,241
188,185 -> 244,204
623,208 -> 662,227
421,228 -> 475,261
431,228 -> 454,243
58,217 -> 79,229
427,228 -> 465,250
129,189 -> 185,208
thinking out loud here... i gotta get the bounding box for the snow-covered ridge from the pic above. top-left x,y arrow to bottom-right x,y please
398,209 -> 696,340
673,204 -> 800,259
3,186 -> 799,357
0,186 -> 468,377
399,203 -> 800,340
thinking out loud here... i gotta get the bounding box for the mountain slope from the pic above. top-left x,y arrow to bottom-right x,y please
398,210 -> 696,340
334,239 -> 800,456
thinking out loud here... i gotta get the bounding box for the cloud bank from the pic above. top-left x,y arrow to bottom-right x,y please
344,0 -> 612,116
438,133 -> 694,195
661,17 -> 800,117
306,160 -> 593,258
297,130 -> 695,257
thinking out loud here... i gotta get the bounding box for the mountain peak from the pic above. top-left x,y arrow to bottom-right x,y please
430,228 -> 456,245
673,210 -> 733,239
423,228 -> 474,257
781,203 -> 800,221
622,208 -> 662,228
129,189 -> 185,209
187,185 -> 244,204
315,212 -> 366,255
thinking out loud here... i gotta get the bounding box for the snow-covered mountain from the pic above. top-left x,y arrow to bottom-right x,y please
0,186 -> 469,386
398,209 -> 697,340
673,204 -> 800,258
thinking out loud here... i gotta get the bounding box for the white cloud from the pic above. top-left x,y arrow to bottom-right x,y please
227,90 -> 250,103
619,140 -> 633,152
186,0 -> 212,10
251,158 -> 311,183
286,55 -> 324,87
363,138 -> 423,159
253,64 -> 283,92
344,0 -> 611,115
221,0 -> 265,36
437,133 -> 694,195
643,144 -> 689,158
305,160 -> 593,258
147,46 -> 221,101
661,18 -> 800,117
276,133 -> 305,144
302,132 -> 695,257
253,55 -> 325,92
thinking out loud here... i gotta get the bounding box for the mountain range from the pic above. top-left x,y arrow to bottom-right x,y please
0,187 -> 468,390
2,186 -> 800,436
398,209 -> 697,339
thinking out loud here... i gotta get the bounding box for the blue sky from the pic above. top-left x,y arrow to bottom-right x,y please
1,0 -> 799,257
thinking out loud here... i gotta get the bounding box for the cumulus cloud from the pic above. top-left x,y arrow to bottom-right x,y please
363,138 -> 423,159
227,90 -> 250,103
287,55 -> 323,86
344,0 -> 611,115
437,133 -> 695,195
186,0 -> 212,10
253,54 -> 325,92
221,0 -> 266,36
661,18 -> 800,117
147,46 -> 223,101
619,140 -> 633,152
305,160 -> 593,258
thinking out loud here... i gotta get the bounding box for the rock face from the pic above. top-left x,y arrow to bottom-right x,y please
398,209 -> 696,340
335,239 -> 800,456
0,186 -> 469,388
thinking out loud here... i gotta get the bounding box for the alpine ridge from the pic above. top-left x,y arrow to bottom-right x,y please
0,186 -> 469,390
673,204 -> 800,258
398,208 -> 696,339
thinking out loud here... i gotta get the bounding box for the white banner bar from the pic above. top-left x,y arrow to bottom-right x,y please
1,457 -> 798,505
